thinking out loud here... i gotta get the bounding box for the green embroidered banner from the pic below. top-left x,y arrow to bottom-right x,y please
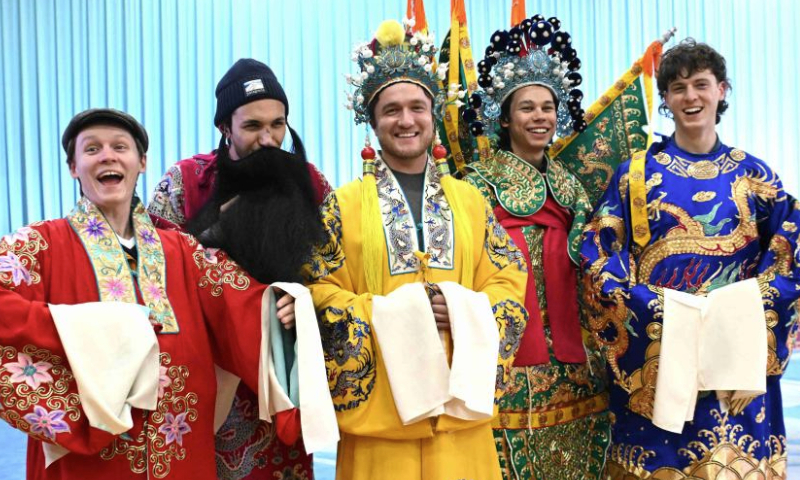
550,65 -> 650,207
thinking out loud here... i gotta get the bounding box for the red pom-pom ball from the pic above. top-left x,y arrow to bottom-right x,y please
361,146 -> 376,160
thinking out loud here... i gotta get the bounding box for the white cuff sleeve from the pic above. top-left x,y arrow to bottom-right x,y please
438,281 -> 498,421
652,289 -> 703,433
652,279 -> 767,434
257,282 -> 339,453
213,365 -> 240,433
372,283 -> 451,425
49,302 -> 159,435
701,278 -> 767,394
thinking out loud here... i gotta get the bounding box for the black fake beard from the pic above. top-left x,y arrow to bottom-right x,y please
186,128 -> 324,284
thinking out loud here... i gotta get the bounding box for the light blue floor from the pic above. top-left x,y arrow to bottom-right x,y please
2,353 -> 799,479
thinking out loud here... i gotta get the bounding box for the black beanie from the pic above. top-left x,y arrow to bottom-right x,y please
214,59 -> 289,126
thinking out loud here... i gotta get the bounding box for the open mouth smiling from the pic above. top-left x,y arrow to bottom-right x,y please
97,171 -> 124,185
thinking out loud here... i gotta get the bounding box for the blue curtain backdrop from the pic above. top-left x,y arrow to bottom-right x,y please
1,0 -> 799,234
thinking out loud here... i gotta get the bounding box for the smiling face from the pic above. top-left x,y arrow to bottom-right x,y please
223,98 -> 287,160
501,85 -> 557,164
371,82 -> 434,173
69,125 -> 146,216
664,68 -> 726,143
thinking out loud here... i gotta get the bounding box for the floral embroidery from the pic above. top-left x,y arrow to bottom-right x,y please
318,306 -> 376,411
305,193 -> 345,282
0,252 -> 32,286
144,281 -> 165,304
68,198 -> 137,303
23,405 -> 71,439
0,345 -> 81,442
0,226 -> 47,289
192,244 -> 250,297
203,247 -> 220,265
131,202 -> 179,332
101,353 -> 198,478
84,216 -> 107,239
158,366 -> 171,399
5,353 -> 53,389
67,197 -> 180,333
374,155 -> 454,275
139,229 -> 157,246
147,165 -> 187,226
1,226 -> 32,245
102,277 -> 128,301
159,412 -> 192,446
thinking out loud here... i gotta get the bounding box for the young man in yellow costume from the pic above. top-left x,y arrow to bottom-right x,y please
305,19 -> 529,480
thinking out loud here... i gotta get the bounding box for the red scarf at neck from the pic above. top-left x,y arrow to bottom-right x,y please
494,196 -> 587,366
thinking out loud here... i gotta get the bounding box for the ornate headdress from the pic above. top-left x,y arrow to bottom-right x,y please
346,19 -> 474,295
463,15 -> 587,139
345,19 -> 452,124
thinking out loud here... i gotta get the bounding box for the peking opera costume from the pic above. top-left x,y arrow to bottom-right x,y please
581,134 -> 800,478
460,14 -> 612,480
0,195 -> 337,480
304,19 -> 529,480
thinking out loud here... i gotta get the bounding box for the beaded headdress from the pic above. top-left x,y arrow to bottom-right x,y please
345,19 -> 451,125
463,15 -> 587,139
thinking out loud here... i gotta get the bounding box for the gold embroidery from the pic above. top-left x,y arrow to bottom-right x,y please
686,160 -> 720,180
494,392 -> 609,429
781,221 -> 797,233
645,173 -> 663,191
192,245 -> 250,297
756,404 -> 766,423
729,149 -> 746,161
655,152 -> 672,165
653,151 -> 745,180
101,353 -> 198,478
583,215 -> 632,378
573,135 -> 616,189
637,173 -> 780,282
692,191 -> 717,202
470,150 -> 547,216
607,411 -> 787,479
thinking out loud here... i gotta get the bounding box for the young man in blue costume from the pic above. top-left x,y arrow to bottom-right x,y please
581,39 -> 799,479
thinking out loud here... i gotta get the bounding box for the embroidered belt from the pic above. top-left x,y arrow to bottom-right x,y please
492,392 -> 609,430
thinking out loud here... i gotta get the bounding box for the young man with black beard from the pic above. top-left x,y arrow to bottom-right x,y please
148,58 -> 330,480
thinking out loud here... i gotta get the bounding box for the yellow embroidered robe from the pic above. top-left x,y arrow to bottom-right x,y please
306,157 -> 528,480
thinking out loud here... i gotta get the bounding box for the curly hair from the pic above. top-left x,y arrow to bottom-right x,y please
657,38 -> 731,124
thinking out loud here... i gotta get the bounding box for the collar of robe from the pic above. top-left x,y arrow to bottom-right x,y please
467,150 -> 592,265
66,196 -> 179,333
373,154 -> 455,277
